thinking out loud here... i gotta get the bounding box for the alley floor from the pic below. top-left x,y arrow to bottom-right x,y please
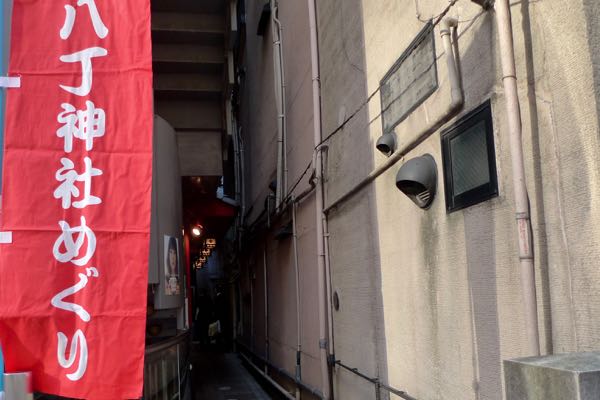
190,346 -> 280,400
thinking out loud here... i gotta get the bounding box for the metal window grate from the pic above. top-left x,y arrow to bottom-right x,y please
441,100 -> 498,212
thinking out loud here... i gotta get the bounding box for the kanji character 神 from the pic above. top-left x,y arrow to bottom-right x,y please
57,101 -> 106,152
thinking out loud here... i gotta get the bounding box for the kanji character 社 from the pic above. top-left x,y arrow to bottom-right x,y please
60,0 -> 109,40
52,216 -> 97,266
59,47 -> 108,97
57,101 -> 106,152
54,157 -> 103,209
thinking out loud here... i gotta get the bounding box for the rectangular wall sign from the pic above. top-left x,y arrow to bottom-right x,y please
0,1 -> 153,398
380,23 -> 437,134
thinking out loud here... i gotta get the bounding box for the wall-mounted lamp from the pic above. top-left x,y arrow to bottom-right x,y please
202,249 -> 211,257
205,238 -> 216,249
192,225 -> 203,237
376,132 -> 397,157
395,154 -> 437,209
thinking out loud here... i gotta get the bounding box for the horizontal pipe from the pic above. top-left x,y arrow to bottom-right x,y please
238,340 -> 325,399
335,361 -> 417,400
240,353 -> 296,400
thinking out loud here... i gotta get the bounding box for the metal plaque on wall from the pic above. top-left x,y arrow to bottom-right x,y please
380,23 -> 438,134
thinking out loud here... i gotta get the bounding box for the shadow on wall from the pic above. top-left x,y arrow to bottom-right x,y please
520,0 -> 553,354
463,206 -> 502,400
322,0 -> 390,398
583,0 -> 600,138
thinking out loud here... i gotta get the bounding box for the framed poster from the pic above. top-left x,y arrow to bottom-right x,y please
164,235 -> 180,295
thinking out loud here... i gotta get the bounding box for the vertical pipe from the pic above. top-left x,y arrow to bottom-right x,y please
270,0 -> 285,209
307,0 -> 331,398
318,144 -> 334,362
292,200 -> 302,399
322,180 -> 335,362
176,344 -> 181,400
263,246 -> 269,373
272,7 -> 288,200
231,281 -> 238,352
239,127 -> 247,229
250,267 -> 254,351
495,0 -> 540,355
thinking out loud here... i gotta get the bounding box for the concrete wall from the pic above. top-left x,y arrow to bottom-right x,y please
151,116 -> 185,310
239,0 -> 323,396
316,0 -> 600,399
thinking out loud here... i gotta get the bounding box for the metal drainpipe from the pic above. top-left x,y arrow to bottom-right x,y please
292,198 -> 302,399
263,246 -> 269,373
494,0 -> 540,355
250,267 -> 254,352
236,125 -> 247,242
319,145 -> 335,365
307,0 -> 332,398
270,0 -> 286,209
273,4 -> 288,201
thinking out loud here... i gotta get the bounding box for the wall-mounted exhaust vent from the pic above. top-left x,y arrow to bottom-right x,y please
395,154 -> 437,209
376,133 -> 396,157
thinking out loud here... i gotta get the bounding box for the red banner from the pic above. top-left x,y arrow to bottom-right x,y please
0,1 -> 153,398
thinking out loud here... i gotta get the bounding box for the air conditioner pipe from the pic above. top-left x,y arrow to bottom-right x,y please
307,0 -> 332,398
494,0 -> 540,355
323,18 -> 464,215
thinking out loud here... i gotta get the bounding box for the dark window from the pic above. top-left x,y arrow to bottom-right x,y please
441,101 -> 498,212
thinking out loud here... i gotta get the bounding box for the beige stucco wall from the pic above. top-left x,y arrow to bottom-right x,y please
317,0 -> 600,399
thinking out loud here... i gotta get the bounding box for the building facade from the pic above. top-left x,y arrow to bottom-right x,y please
235,0 -> 600,399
